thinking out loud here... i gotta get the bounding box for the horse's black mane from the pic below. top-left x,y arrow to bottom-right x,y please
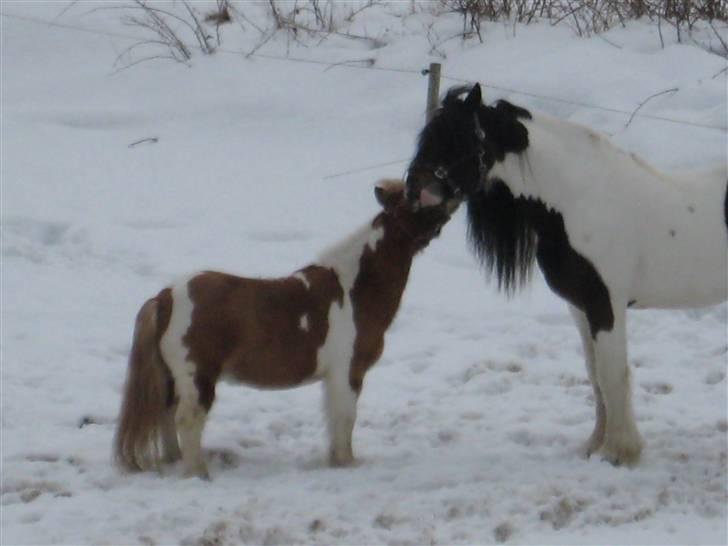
468,178 -> 555,293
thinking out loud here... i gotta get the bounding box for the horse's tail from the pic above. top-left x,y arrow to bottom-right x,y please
113,296 -> 171,472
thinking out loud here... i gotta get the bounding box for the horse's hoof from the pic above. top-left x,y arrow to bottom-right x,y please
580,437 -> 604,459
600,441 -> 642,467
329,452 -> 355,468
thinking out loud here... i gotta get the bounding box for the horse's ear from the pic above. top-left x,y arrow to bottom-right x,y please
375,179 -> 405,211
464,83 -> 482,112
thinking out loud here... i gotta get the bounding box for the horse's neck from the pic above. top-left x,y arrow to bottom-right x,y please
489,113 -> 681,204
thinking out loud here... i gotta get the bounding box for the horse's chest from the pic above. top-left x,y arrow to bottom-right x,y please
535,217 -> 614,338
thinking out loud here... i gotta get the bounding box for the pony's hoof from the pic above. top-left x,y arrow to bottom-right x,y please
163,451 -> 182,464
183,464 -> 211,481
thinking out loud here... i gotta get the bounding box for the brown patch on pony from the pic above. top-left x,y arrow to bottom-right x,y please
349,181 -> 452,390
114,292 -> 173,471
184,265 -> 343,398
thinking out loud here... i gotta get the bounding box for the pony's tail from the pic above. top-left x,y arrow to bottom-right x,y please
113,297 -> 170,472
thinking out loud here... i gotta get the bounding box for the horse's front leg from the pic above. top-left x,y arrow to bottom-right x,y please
592,305 -> 643,466
568,305 -> 606,458
323,367 -> 359,467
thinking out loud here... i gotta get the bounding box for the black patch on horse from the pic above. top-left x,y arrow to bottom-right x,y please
477,100 -> 532,169
468,180 -> 614,337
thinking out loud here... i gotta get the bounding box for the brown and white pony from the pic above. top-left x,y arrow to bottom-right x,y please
114,180 -> 459,479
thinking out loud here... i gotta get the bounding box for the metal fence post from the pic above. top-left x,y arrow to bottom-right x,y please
425,62 -> 441,123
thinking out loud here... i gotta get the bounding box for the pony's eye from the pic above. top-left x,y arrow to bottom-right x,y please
435,167 -> 448,180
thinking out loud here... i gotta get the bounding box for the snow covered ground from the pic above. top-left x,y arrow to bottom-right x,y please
2,2 -> 726,544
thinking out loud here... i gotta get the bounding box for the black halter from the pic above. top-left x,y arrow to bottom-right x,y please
417,114 -> 489,198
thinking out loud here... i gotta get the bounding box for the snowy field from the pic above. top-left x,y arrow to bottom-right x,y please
2,2 -> 727,544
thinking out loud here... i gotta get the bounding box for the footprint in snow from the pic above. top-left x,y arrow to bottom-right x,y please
1,479 -> 72,505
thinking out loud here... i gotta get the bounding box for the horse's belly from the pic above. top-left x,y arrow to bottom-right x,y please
632,250 -> 727,309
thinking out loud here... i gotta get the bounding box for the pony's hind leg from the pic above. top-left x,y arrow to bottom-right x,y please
161,406 -> 181,463
569,305 -> 606,458
172,365 -> 212,479
592,306 -> 643,466
176,403 -> 209,479
324,370 -> 358,467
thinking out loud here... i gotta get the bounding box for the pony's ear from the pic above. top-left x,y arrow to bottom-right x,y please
464,83 -> 482,112
374,179 -> 405,211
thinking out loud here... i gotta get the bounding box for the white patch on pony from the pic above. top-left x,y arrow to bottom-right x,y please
299,314 -> 309,332
313,220 -> 384,461
159,275 -> 198,401
294,271 -> 310,290
158,275 -> 210,477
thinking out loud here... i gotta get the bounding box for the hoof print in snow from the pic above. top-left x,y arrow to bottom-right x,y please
207,449 -> 241,469
493,521 -> 513,543
373,513 -> 402,530
641,382 -> 673,395
705,370 -> 725,385
2,480 -> 71,505
539,497 -> 580,530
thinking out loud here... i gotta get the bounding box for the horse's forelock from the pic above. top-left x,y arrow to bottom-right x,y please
442,85 -> 474,108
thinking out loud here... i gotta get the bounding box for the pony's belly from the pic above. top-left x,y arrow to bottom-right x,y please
220,347 -> 322,390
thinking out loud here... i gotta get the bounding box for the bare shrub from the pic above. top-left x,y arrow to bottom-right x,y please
115,0 -> 217,68
262,0 -> 385,49
440,0 -> 728,51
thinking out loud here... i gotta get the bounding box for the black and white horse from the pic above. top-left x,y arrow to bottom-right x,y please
406,84 -> 727,466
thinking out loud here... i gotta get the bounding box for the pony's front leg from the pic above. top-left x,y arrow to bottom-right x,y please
324,368 -> 358,467
568,306 -> 606,458
592,305 -> 643,466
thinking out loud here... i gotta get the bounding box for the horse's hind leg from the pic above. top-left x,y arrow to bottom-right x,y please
592,306 -> 643,466
569,305 -> 606,458
324,369 -> 358,467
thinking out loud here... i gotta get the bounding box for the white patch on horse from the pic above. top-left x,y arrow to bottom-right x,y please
482,109 -> 727,464
313,221 -> 384,464
488,114 -> 728,308
294,271 -> 310,290
299,314 -> 309,332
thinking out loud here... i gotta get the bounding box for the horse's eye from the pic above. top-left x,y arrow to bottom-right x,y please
435,167 -> 448,180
